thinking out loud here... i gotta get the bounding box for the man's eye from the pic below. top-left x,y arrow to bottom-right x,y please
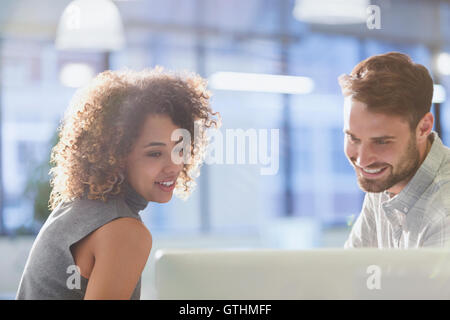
347,134 -> 358,142
147,152 -> 162,157
375,140 -> 390,145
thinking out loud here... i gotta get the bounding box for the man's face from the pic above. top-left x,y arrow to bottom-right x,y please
125,114 -> 184,203
343,97 -> 421,194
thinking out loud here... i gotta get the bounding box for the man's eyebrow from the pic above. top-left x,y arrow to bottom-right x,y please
370,135 -> 396,140
144,136 -> 183,148
343,130 -> 395,140
343,129 -> 356,137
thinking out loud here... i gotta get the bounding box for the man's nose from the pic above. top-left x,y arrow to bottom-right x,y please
355,143 -> 376,168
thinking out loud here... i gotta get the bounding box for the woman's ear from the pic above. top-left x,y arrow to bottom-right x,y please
416,112 -> 434,142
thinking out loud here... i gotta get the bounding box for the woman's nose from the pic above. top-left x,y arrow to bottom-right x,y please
163,159 -> 182,175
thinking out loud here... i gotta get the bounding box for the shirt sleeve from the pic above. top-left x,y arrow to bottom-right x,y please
344,193 -> 378,248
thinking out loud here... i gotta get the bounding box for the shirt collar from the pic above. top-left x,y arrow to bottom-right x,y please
382,131 -> 445,214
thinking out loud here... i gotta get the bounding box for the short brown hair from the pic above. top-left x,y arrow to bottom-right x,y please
338,52 -> 434,129
49,67 -> 220,210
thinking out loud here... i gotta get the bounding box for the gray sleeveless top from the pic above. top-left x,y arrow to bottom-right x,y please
16,182 -> 149,300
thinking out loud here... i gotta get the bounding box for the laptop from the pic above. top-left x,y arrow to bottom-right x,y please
154,248 -> 450,299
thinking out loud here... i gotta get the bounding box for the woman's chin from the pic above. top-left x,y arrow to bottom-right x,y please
152,195 -> 173,204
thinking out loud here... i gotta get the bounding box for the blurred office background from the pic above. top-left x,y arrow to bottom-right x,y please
0,0 -> 450,299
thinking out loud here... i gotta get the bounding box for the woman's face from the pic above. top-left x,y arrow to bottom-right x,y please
125,113 -> 184,203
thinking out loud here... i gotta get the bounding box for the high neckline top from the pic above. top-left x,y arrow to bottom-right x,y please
16,180 -> 150,300
122,181 -> 149,213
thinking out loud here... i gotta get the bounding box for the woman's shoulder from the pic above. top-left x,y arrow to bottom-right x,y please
47,196 -> 138,242
59,195 -> 134,222
80,217 -> 152,299
90,217 -> 152,253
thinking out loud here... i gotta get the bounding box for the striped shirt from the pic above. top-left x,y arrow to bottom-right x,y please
344,132 -> 450,248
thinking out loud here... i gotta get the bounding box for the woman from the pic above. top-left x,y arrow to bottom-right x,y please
16,67 -> 220,299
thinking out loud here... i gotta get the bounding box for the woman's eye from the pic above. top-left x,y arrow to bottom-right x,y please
147,152 -> 162,158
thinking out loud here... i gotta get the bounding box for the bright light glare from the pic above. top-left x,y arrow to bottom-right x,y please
436,52 -> 450,76
293,0 -> 369,25
433,84 -> 447,104
59,63 -> 94,88
208,72 -> 314,95
55,0 -> 125,51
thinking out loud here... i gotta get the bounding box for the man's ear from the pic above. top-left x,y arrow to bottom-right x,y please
415,112 -> 434,142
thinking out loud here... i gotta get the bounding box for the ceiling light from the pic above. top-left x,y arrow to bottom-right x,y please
293,0 -> 369,25
59,63 -> 95,88
55,0 -> 125,51
208,72 -> 314,95
433,84 -> 446,104
436,52 -> 450,76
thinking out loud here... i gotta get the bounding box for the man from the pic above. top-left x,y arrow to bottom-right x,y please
339,52 -> 450,248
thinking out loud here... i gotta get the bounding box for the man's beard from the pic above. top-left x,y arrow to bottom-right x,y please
355,135 -> 421,193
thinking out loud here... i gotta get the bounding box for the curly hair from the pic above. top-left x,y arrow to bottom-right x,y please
49,67 -> 220,211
